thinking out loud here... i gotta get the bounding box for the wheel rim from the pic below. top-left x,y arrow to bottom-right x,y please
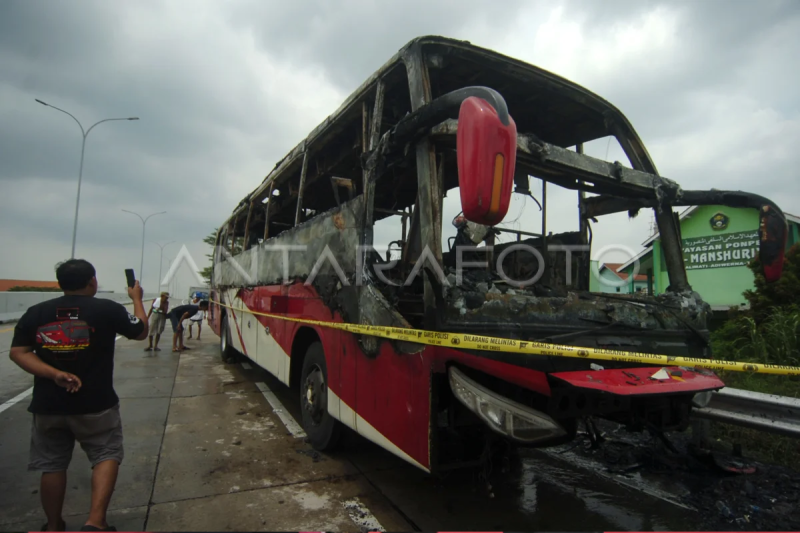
302,365 -> 327,426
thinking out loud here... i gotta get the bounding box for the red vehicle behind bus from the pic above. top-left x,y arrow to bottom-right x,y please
208,36 -> 788,473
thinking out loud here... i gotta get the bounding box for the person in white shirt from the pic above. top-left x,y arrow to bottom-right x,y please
145,292 -> 169,352
187,294 -> 205,341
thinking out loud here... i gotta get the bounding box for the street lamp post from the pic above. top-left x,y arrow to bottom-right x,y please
168,256 -> 178,298
35,99 -> 139,259
153,241 -> 175,292
122,210 -> 166,284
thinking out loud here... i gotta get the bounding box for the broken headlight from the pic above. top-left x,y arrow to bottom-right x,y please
448,366 -> 567,443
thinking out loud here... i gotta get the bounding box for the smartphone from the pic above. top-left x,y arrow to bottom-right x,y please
125,269 -> 136,288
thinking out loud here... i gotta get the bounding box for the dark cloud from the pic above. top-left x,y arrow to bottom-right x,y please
0,0 -> 797,294
227,0 -> 529,93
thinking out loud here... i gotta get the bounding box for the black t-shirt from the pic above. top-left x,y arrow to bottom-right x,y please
169,304 -> 198,320
11,295 -> 146,415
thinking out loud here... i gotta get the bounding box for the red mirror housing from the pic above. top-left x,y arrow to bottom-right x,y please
759,204 -> 788,282
457,96 -> 517,225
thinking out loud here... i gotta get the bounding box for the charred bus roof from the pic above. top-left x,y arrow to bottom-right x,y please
227,35 -> 655,220
221,35 -> 788,291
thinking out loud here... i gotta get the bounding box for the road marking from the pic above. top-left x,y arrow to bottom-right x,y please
255,382 -> 306,438
0,387 -> 33,415
343,498 -> 384,532
240,362 -> 252,370
0,327 -> 14,333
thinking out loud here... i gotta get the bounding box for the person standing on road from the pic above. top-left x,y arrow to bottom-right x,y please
168,300 -> 209,352
9,259 -> 149,532
186,294 -> 204,341
144,292 -> 169,352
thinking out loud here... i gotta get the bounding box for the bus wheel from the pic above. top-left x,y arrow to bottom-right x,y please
220,315 -> 237,363
300,342 -> 342,451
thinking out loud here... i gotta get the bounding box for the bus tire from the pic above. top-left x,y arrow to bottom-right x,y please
220,315 -> 238,363
300,342 -> 342,451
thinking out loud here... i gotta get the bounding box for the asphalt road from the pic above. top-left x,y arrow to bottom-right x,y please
0,323 -> 703,531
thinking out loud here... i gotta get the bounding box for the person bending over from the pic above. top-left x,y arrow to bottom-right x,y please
168,300 -> 209,352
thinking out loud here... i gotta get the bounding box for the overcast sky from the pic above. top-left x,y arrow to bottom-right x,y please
1,0 -> 797,295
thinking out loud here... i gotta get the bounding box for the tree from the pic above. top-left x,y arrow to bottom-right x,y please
199,228 -> 218,285
744,243 -> 800,324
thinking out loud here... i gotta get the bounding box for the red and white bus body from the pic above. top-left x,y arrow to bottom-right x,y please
208,37 -> 788,473
211,283 -> 731,472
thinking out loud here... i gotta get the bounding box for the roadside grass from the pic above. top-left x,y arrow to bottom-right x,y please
718,371 -> 800,397
711,305 -> 800,395
707,420 -> 800,471
706,306 -> 800,468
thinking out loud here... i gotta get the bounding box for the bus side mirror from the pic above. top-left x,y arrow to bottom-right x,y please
457,96 -> 517,225
759,205 -> 788,283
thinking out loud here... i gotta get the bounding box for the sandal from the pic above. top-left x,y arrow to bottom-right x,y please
144,347 -> 152,351
80,525 -> 117,531
154,347 -> 161,351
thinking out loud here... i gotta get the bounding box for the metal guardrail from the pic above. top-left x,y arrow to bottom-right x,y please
693,387 -> 800,438
0,293 -> 159,323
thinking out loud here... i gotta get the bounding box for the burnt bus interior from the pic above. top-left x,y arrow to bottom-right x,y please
218,41 -> 636,310
219,38 -> 786,335
219,60 -> 412,254
218,39 -> 712,350
214,35 -> 795,373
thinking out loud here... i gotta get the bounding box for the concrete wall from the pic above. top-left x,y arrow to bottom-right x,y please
0,292 -> 158,323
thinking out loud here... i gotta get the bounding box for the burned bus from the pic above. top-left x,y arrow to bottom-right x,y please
209,36 -> 788,472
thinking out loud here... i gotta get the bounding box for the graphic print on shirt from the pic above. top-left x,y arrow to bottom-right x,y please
56,307 -> 80,320
36,308 -> 94,360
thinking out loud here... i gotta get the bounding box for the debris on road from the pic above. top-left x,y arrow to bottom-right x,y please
552,418 -> 800,530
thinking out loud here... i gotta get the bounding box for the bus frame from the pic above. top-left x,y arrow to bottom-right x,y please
208,36 -> 788,473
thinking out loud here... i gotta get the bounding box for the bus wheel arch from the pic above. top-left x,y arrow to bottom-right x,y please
290,326 -> 321,389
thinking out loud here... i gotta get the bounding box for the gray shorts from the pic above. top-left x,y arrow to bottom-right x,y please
29,404 -> 124,472
149,312 -> 166,336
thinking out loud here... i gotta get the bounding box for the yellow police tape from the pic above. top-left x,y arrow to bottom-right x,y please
213,300 -> 800,376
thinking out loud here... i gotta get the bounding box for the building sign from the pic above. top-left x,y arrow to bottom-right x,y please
682,230 -> 759,270
710,212 -> 730,230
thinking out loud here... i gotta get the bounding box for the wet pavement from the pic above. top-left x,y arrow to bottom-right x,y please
1,324 -> 720,531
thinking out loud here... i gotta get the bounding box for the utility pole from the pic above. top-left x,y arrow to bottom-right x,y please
153,241 -> 175,292
35,99 -> 138,258
121,210 -> 166,283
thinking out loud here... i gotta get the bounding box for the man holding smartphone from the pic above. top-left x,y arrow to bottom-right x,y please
9,259 -> 149,531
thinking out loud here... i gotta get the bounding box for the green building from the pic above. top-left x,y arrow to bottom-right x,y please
616,205 -> 800,310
